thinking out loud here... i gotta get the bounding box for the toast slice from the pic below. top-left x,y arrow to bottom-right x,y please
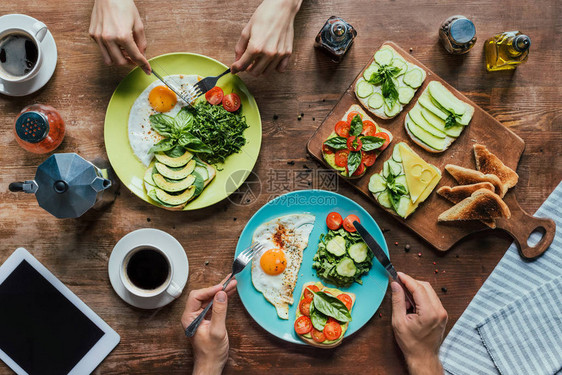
473,144 -> 518,197
438,189 -> 511,223
437,182 -> 495,204
445,164 -> 504,197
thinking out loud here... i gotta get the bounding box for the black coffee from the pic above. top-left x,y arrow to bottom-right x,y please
126,248 -> 170,290
0,34 -> 38,78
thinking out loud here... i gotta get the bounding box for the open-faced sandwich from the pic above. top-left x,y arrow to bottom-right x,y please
368,142 -> 441,218
294,281 -> 355,348
405,81 -> 474,152
355,45 -> 426,119
322,104 -> 392,178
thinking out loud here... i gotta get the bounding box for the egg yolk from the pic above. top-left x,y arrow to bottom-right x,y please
260,248 -> 287,276
148,85 -> 177,112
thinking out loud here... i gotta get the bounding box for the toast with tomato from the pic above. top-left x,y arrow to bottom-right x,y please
322,104 -> 392,179
294,281 -> 356,348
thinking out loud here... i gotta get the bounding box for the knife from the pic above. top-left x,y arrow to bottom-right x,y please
353,221 -> 416,312
151,69 -> 194,105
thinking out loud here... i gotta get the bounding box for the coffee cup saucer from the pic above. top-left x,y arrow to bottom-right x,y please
108,228 -> 189,309
0,14 -> 57,97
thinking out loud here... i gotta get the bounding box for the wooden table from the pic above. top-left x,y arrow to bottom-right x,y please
1,0 -> 560,374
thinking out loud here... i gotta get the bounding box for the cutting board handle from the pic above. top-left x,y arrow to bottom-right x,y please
496,196 -> 556,259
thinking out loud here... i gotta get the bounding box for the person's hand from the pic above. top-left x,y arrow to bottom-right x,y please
181,276 -> 238,375
391,272 -> 448,375
231,0 -> 302,75
89,0 -> 151,74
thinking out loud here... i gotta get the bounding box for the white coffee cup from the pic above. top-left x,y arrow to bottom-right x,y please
119,245 -> 182,299
0,20 -> 47,83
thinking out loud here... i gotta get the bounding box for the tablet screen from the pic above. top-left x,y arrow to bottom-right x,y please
0,260 -> 105,375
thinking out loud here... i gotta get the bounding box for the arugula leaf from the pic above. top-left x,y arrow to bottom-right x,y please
360,136 -> 385,151
349,115 -> 363,136
347,151 -> 362,176
312,291 -> 352,322
445,113 -> 460,129
323,137 -> 348,150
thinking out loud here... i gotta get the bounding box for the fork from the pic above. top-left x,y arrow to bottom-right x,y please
184,241 -> 263,337
190,68 -> 231,99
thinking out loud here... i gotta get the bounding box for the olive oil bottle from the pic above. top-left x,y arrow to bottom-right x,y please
485,31 -> 531,71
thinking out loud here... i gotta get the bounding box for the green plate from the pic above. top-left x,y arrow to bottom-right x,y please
104,53 -> 262,210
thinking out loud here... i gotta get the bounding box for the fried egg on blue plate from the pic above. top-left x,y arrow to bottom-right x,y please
128,74 -> 199,166
251,214 -> 315,319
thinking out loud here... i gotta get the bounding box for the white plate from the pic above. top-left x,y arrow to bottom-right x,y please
108,228 -> 189,309
0,14 -> 58,97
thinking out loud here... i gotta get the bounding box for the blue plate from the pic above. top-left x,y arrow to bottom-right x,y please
235,190 -> 389,345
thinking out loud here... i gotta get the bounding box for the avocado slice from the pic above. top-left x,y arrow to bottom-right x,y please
154,150 -> 193,167
155,160 -> 195,180
144,167 -> 155,186
153,173 -> 195,192
154,186 -> 195,206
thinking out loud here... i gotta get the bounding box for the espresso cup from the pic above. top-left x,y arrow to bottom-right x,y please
0,20 -> 47,83
119,245 -> 182,298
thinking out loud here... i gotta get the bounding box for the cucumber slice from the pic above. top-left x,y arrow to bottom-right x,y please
387,159 -> 403,176
382,161 -> 390,178
368,92 -> 384,109
336,257 -> 357,277
363,63 -> 379,81
384,100 -> 401,117
419,92 -> 448,120
395,195 -> 413,218
356,81 -> 374,98
458,103 -> 474,126
403,68 -> 424,88
377,190 -> 392,208
326,236 -> 347,257
398,86 -> 415,104
391,58 -> 408,76
368,173 -> 386,194
395,175 -> 408,193
349,242 -> 369,263
374,48 -> 393,66
405,115 -> 446,151
408,108 -> 446,139
427,81 -> 466,116
392,145 -> 402,162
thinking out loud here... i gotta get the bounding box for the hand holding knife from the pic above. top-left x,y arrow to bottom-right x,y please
353,221 -> 416,313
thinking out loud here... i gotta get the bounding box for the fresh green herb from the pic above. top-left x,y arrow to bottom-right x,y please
347,151 -> 362,176
384,173 -> 407,212
310,306 -> 328,331
149,108 -> 211,154
349,115 -> 363,136
368,65 -> 401,106
323,136 -> 348,150
360,136 -> 385,151
445,113 -> 461,129
312,291 -> 352,322
191,171 -> 205,197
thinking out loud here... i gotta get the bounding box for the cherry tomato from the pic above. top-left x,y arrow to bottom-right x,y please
361,120 -> 377,136
346,136 -> 363,151
352,162 -> 366,176
222,93 -> 241,112
304,285 -> 320,301
299,299 -> 311,316
362,150 -> 377,167
326,212 -> 343,230
322,144 -> 334,154
347,111 -> 363,124
294,316 -> 313,335
205,86 -> 224,105
311,328 -> 326,343
373,132 -> 391,151
334,150 -> 349,167
337,294 -> 353,310
343,214 -> 360,232
335,121 -> 351,138
323,321 -> 342,341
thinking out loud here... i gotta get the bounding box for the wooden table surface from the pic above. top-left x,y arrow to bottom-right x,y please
1,0 -> 560,374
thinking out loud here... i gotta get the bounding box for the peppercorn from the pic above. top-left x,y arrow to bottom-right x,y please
441,287 -> 448,293
404,244 -> 411,252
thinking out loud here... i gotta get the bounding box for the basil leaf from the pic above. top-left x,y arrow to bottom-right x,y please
312,291 -> 352,322
349,115 -> 363,136
445,113 -> 459,129
389,190 -> 401,212
149,114 -> 175,136
165,145 -> 187,158
174,108 -> 194,131
191,171 -> 206,196
178,132 -> 212,153
323,137 -> 348,150
149,137 -> 176,153
395,184 -> 408,195
310,309 -> 328,331
347,151 -> 362,176
360,136 -> 385,151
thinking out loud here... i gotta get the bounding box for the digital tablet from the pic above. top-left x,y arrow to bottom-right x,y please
0,248 -> 120,375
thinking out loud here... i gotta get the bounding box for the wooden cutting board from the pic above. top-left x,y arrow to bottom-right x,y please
307,41 -> 555,258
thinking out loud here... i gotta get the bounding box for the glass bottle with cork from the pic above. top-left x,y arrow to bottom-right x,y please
315,16 -> 357,62
485,31 -> 530,71
439,15 -> 477,55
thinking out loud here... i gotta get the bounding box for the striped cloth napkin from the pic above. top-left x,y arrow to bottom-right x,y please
439,181 -> 562,375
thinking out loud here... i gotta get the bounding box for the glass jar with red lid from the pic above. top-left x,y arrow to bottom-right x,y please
14,104 -> 65,154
